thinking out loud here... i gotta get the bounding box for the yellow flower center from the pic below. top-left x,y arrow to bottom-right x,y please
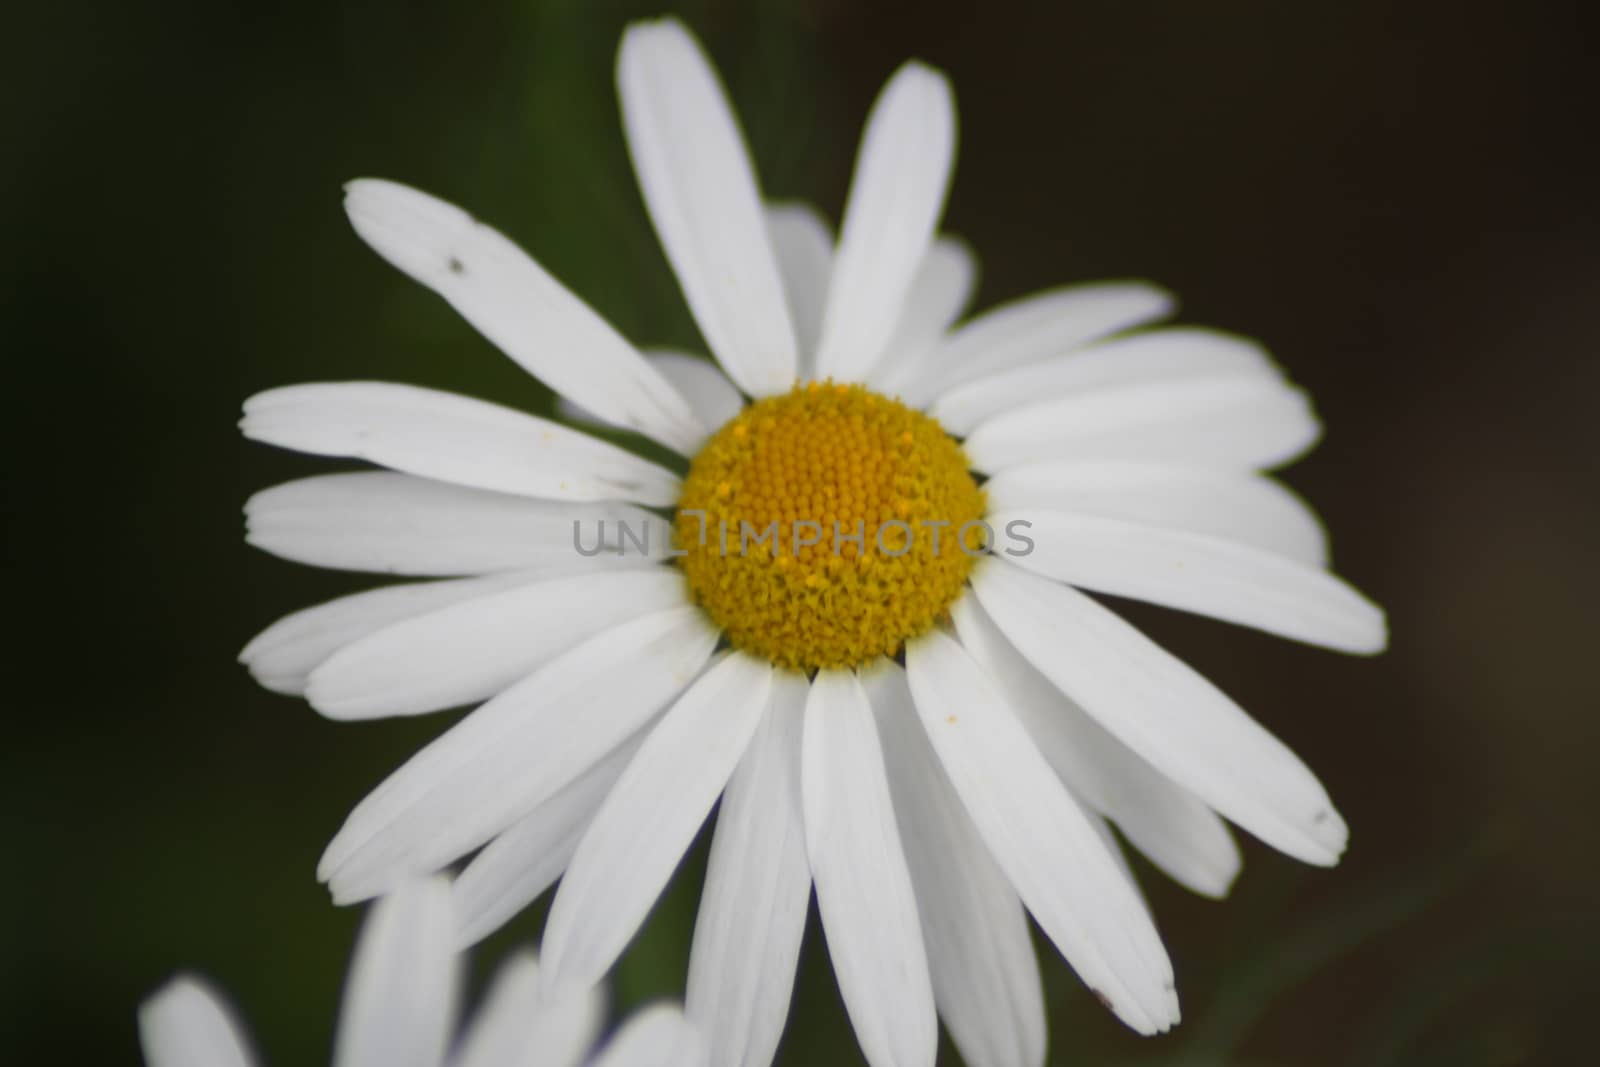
677,381 -> 986,671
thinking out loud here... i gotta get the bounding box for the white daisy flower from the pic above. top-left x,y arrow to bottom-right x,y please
137,877 -> 703,1067
239,16 -> 1387,1067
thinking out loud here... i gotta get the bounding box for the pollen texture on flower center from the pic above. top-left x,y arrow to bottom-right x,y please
676,381 -> 986,671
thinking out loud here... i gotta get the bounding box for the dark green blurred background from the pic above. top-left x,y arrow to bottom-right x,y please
6,0 -> 1598,1063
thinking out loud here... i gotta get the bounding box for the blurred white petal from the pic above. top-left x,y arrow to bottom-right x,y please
334,877 -> 459,1067
138,976 -> 259,1067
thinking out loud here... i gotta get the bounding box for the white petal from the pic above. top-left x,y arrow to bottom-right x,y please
590,1005 -> 705,1067
813,63 -> 956,384
902,282 -> 1175,405
449,952 -> 602,1067
558,348 -> 744,439
964,376 -> 1321,473
972,561 -> 1348,865
767,202 -> 834,377
542,652 -> 773,987
647,350 -> 745,430
802,669 -> 936,1067
245,471 -> 668,576
320,606 -> 719,903
864,663 -> 1046,1067
993,511 -> 1385,652
930,327 -> 1278,434
686,671 -> 810,1067
618,19 -> 797,396
334,876 -> 459,1067
905,630 -> 1178,1035
138,976 -> 258,1067
242,382 -> 681,506
870,236 -> 979,394
1086,812 -> 1145,902
239,572 -> 542,696
306,568 -> 689,719
343,179 -> 702,454
984,461 -> 1328,567
950,594 -> 1240,898
453,737 -> 641,949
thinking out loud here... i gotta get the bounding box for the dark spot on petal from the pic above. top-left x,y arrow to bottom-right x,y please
448,256 -> 465,274
1314,811 -> 1329,824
